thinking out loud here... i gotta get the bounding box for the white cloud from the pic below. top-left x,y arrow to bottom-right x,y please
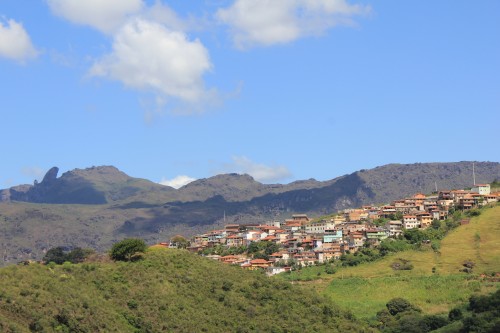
144,2 -> 188,32
160,175 -> 196,189
47,0 -> 144,34
221,156 -> 292,183
0,18 -> 38,62
89,18 -> 216,112
216,0 -> 370,48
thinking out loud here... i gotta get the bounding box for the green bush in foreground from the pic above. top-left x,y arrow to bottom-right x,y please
110,238 -> 146,261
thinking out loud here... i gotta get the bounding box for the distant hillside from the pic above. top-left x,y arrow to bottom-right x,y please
0,161 -> 498,264
2,166 -> 175,205
279,205 -> 500,320
357,162 -> 500,205
0,249 -> 368,332
174,173 -> 325,203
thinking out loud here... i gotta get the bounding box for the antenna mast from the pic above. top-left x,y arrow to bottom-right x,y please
473,162 -> 476,186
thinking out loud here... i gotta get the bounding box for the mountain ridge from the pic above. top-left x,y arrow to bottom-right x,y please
0,161 -> 498,264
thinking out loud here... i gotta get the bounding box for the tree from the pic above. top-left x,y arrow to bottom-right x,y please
431,219 -> 441,230
43,247 -> 66,264
43,246 -> 94,265
263,241 -> 280,256
448,308 -> 463,321
110,238 -> 147,261
419,315 -> 448,331
403,229 -> 427,244
67,247 -> 94,263
247,242 -> 260,254
170,235 -> 189,249
386,298 -> 421,316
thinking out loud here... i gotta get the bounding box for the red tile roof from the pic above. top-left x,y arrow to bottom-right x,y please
250,259 -> 269,264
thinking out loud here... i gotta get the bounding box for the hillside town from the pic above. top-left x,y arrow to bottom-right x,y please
161,184 -> 499,275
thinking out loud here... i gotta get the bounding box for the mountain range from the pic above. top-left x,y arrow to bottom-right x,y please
0,161 -> 498,265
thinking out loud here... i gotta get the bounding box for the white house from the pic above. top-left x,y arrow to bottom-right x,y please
471,184 -> 491,195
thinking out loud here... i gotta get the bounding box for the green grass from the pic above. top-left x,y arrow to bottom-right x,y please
438,204 -> 500,275
0,248 -> 371,333
325,275 -> 497,319
276,205 -> 500,320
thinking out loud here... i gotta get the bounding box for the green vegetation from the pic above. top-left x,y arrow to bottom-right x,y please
200,244 -> 248,256
43,247 -> 94,264
0,248 -> 372,332
457,289 -> 500,332
385,298 -> 421,316
324,275 -> 497,321
376,298 -> 450,333
110,238 -> 147,261
376,289 -> 500,332
276,205 -> 500,321
170,235 -> 189,249
247,241 -> 280,260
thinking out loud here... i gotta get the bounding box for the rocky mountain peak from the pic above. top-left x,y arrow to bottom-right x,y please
39,167 -> 59,184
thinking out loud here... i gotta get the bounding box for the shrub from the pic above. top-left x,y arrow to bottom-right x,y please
43,247 -> 66,264
325,265 -> 337,275
127,300 -> 138,310
386,298 -> 421,316
43,247 -> 94,265
391,259 -> 414,271
448,308 -> 463,321
466,209 -> 481,217
431,241 -> 440,252
110,238 -> 147,261
419,315 -> 448,331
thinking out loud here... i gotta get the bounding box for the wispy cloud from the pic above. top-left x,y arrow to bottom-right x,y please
216,0 -> 370,49
159,175 -> 196,189
0,18 -> 38,62
21,166 -> 45,182
219,156 -> 292,183
47,0 -> 144,34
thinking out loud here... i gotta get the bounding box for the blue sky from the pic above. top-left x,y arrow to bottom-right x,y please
1,0 -> 499,189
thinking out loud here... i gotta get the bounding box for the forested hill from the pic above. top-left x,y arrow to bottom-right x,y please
0,248 -> 371,332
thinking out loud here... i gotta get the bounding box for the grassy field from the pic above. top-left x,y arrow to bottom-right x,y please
277,204 -> 500,320
325,274 -> 497,320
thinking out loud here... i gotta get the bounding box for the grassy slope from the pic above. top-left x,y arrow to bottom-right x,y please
0,248 -> 371,333
278,205 -> 500,320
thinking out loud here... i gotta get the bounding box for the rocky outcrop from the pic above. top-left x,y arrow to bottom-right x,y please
7,166 -> 107,204
40,167 -> 59,184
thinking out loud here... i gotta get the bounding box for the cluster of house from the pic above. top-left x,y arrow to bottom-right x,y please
166,184 -> 498,275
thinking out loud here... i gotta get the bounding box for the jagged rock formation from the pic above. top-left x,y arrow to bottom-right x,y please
2,166 -> 175,205
7,166 -> 107,204
0,161 -> 498,264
